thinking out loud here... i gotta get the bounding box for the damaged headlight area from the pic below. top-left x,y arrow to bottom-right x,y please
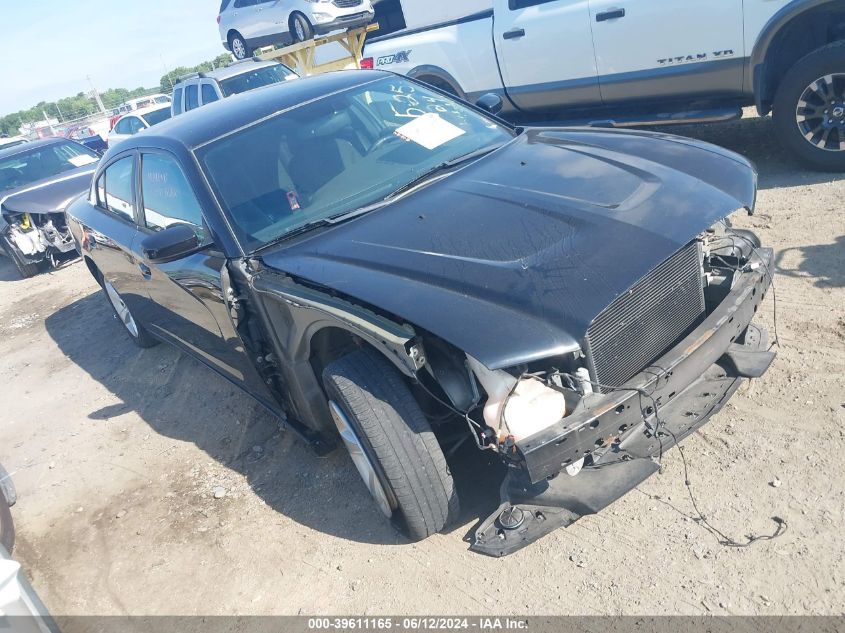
1,211 -> 77,269
448,221 -> 776,556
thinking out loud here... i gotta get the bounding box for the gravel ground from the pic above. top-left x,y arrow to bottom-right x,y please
0,112 -> 843,617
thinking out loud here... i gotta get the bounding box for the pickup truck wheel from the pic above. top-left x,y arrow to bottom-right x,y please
102,281 -> 158,349
229,32 -> 251,60
291,13 -> 314,43
773,41 -> 845,171
322,348 -> 459,541
0,234 -> 41,279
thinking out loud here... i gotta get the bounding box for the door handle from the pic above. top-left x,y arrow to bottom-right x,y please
139,263 -> 152,280
596,8 -> 625,21
503,28 -> 526,40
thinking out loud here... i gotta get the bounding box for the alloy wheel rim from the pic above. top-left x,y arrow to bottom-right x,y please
796,73 -> 845,152
295,20 -> 306,41
105,282 -> 139,338
328,401 -> 394,518
233,38 -> 245,59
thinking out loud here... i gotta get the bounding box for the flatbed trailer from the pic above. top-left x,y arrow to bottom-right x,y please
256,24 -> 379,76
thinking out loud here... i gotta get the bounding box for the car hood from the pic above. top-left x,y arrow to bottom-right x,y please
0,166 -> 96,218
261,128 -> 757,370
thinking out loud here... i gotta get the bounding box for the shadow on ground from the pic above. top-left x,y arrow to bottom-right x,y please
45,291 -> 503,548
654,114 -> 843,190
776,235 -> 845,288
0,256 -> 20,282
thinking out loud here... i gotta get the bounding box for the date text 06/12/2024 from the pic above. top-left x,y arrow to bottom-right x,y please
308,618 -> 530,630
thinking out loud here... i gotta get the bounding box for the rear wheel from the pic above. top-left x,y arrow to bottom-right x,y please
0,234 -> 41,279
102,280 -> 158,348
322,348 -> 459,541
773,41 -> 845,171
229,31 -> 251,60
291,13 -> 314,43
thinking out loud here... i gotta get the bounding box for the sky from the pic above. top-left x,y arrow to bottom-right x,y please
0,0 -> 225,115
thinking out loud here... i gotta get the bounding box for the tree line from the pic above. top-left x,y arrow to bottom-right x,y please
0,54 -> 233,137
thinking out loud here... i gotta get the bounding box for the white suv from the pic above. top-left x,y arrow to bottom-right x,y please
218,0 -> 375,59
171,60 -> 298,116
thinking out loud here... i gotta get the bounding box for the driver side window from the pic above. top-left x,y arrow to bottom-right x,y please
140,153 -> 206,241
114,118 -> 131,135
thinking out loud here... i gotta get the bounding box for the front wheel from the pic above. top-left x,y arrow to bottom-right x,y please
773,41 -> 845,171
0,234 -> 42,279
291,13 -> 314,43
322,348 -> 459,541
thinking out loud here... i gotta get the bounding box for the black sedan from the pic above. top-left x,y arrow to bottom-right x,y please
1,138 -> 100,278
66,70 -> 775,556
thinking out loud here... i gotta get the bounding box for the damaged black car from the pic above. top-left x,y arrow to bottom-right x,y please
65,71 -> 775,556
0,138 -> 100,278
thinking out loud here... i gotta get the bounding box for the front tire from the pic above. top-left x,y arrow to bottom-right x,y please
229,31 -> 251,60
290,13 -> 314,43
773,41 -> 845,171
102,280 -> 158,349
322,348 -> 459,541
0,234 -> 42,279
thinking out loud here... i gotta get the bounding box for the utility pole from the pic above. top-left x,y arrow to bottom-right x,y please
87,75 -> 107,113
160,55 -> 174,91
55,102 -> 64,123
42,109 -> 56,135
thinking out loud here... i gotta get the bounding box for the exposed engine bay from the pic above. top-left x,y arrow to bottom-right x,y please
2,210 -> 77,268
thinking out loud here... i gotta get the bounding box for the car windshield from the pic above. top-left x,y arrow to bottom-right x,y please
0,141 -> 98,192
141,108 -> 172,127
198,77 -> 514,252
219,65 -> 296,98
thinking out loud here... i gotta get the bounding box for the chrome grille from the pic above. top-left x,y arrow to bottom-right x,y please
333,0 -> 363,7
585,242 -> 705,391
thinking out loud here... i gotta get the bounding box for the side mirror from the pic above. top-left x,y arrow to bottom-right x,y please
141,224 -> 201,263
475,93 -> 504,116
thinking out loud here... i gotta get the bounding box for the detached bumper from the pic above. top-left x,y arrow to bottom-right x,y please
472,248 -> 776,557
313,11 -> 374,35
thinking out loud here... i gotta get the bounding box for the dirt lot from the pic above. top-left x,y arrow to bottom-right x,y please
0,113 -> 843,617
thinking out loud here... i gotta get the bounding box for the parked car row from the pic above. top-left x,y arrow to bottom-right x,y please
50,70 -> 776,556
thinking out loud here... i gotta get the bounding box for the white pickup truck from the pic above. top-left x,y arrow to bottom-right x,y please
364,0 -> 845,170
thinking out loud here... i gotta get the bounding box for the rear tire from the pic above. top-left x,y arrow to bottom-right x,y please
773,41 -> 845,171
229,31 -> 251,60
101,280 -> 158,349
291,13 -> 314,43
0,234 -> 41,279
322,348 -> 459,541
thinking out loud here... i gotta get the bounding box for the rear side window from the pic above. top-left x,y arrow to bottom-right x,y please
510,0 -> 555,8
128,117 -> 145,134
114,118 -> 132,135
172,87 -> 184,115
98,156 -> 135,223
201,84 -> 219,105
140,153 -> 206,240
219,0 -> 233,11
185,84 -> 199,111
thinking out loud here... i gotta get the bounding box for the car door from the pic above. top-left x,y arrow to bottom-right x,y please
589,0 -> 745,104
247,0 -> 284,40
230,0 -> 262,39
86,152 -> 146,318
492,0 -> 601,112
132,149 -> 276,401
